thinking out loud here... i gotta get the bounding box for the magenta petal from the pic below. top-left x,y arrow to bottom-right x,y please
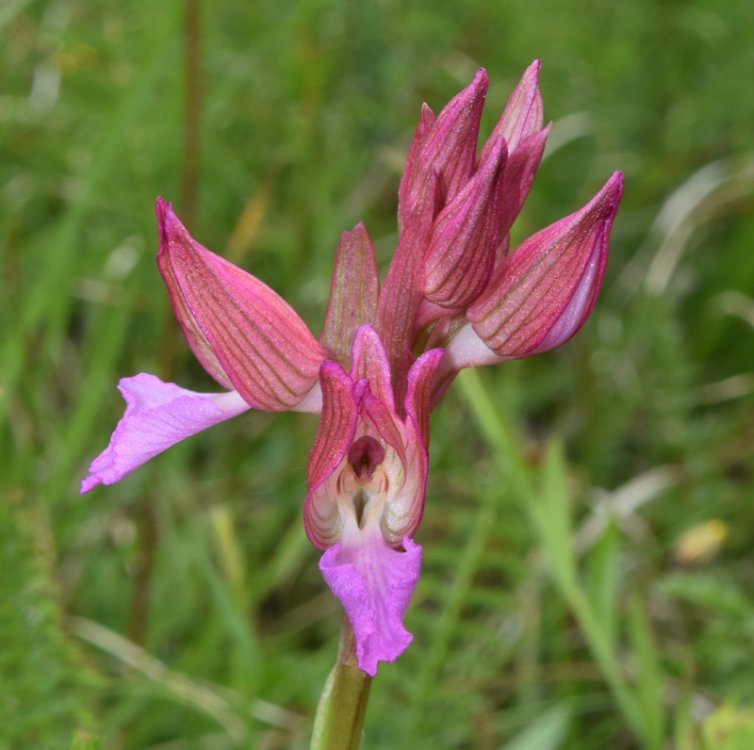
404,348 -> 444,447
81,373 -> 250,493
376,350 -> 442,542
320,532 -> 422,676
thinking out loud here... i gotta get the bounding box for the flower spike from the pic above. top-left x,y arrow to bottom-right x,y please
84,63 -> 623,679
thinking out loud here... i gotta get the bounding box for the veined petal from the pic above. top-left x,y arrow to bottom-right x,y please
379,349 -> 443,541
424,137 -> 508,310
405,348 -> 444,447
478,60 -> 543,162
400,69 -> 489,221
156,198 -> 325,411
81,373 -> 250,493
304,361 -> 359,549
320,223 -> 379,363
319,528 -> 422,676
466,172 -> 624,359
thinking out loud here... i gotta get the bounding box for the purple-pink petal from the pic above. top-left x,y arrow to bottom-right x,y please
81,373 -> 250,493
404,348 -> 444,447
319,531 -> 422,677
533,226 -> 605,353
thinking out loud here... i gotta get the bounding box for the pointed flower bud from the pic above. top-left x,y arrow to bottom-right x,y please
376,170 -> 438,377
424,137 -> 508,311
477,60 -> 550,248
495,124 -> 551,242
398,69 -> 489,225
397,103 -> 436,233
478,59 -> 544,161
448,171 -> 623,366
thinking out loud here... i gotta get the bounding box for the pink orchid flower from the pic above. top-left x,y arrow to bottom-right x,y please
82,62 -> 623,676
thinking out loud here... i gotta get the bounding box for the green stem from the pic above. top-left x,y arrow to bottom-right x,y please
310,616 -> 372,750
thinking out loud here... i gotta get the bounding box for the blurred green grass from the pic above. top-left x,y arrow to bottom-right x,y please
2,0 -> 753,747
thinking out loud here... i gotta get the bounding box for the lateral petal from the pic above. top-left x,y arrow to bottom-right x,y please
81,373 -> 250,493
467,172 -> 624,359
156,198 -> 325,411
319,530 -> 422,677
320,223 -> 380,363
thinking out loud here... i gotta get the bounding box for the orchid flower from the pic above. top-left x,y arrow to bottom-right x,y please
82,61 -> 623,677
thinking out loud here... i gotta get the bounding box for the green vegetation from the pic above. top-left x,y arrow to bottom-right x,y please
2,0 -> 753,747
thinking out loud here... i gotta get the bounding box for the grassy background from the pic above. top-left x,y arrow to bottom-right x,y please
2,0 -> 754,747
